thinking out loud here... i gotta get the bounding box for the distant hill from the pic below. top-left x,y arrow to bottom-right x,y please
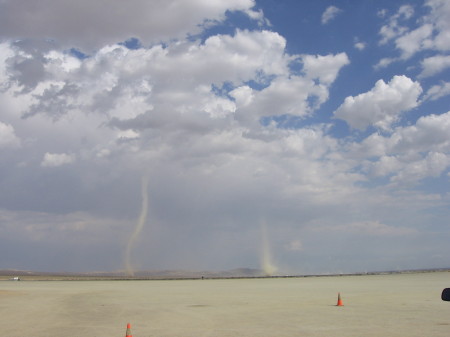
1,267 -> 449,281
0,268 -> 264,280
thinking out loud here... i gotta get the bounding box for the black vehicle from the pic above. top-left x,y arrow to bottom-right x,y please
441,288 -> 450,301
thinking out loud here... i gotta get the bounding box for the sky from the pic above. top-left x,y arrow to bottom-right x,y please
1,0 -> 450,275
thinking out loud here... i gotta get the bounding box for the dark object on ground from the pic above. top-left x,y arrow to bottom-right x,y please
441,288 -> 450,301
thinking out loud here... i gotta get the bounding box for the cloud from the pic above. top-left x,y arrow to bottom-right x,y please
350,111 -> 450,184
231,77 -> 314,119
377,9 -> 388,19
378,1 -> 450,65
41,152 -> 75,167
0,0 -> 258,52
4,29 -> 292,125
390,151 -> 450,183
354,111 -> 450,157
231,76 -> 324,120
374,57 -> 398,70
367,155 -> 402,178
354,41 -> 366,51
334,75 -> 422,131
0,42 -> 15,90
1,28 -> 346,131
378,5 -> 414,45
0,122 -> 20,148
419,55 -> 450,78
365,151 -> 450,184
117,130 -> 140,142
321,6 -> 342,25
394,23 -> 433,59
322,221 -> 418,237
0,27 -> 355,228
301,53 -> 350,85
426,0 -> 450,51
227,53 -> 349,122
388,111 -> 450,154
423,81 -> 450,101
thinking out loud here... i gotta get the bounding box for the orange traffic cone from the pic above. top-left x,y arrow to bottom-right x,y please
336,292 -> 343,306
125,323 -> 132,337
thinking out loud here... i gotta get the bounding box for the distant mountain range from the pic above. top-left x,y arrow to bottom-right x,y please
1,267 -> 449,281
0,268 -> 265,280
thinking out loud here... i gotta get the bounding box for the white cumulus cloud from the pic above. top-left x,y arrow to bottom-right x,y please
354,111 -> 450,157
334,75 -> 422,131
302,53 -> 350,85
350,111 -> 450,184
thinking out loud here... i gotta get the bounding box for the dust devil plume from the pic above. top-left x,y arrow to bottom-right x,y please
125,175 -> 149,276
260,220 -> 277,276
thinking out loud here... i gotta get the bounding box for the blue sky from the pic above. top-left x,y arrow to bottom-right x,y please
0,0 -> 449,275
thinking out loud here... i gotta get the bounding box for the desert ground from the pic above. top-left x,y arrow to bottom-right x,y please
1,271 -> 449,337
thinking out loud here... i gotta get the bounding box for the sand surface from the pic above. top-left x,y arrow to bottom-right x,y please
1,272 -> 450,337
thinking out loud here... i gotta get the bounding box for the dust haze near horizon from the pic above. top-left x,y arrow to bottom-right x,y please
1,0 -> 450,274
